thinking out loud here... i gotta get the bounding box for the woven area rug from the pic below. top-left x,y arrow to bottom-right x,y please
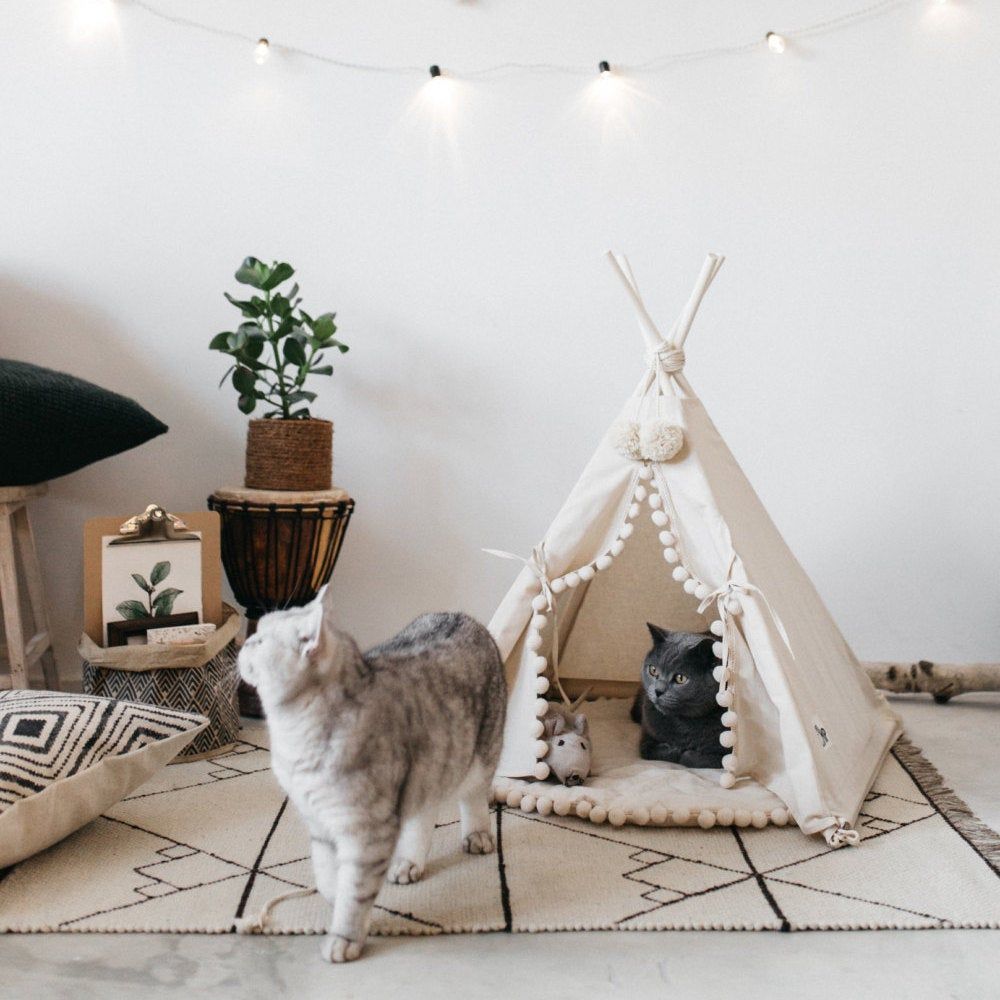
2,719 -> 999,934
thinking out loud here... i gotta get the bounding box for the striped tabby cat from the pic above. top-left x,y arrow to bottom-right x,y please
238,587 -> 506,962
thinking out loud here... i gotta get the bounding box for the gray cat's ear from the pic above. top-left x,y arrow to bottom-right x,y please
646,623 -> 671,646
573,713 -> 589,736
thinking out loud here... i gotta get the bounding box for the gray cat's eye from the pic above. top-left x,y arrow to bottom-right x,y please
673,672 -> 688,684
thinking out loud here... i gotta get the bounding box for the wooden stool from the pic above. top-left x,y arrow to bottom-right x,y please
207,487 -> 355,716
0,484 -> 59,691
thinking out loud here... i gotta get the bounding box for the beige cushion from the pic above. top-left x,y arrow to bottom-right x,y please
0,690 -> 207,868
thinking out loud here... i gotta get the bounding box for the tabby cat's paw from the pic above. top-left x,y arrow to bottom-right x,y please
463,830 -> 495,855
321,934 -> 363,963
387,859 -> 424,884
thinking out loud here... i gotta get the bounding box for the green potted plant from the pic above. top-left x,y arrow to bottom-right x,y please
210,257 -> 349,491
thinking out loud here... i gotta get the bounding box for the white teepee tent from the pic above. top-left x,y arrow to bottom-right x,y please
487,252 -> 901,845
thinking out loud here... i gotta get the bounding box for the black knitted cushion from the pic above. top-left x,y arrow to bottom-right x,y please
0,359 -> 168,486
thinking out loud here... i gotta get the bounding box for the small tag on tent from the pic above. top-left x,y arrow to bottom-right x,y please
813,719 -> 831,749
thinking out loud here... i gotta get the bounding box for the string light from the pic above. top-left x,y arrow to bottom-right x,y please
598,60 -> 611,75
766,31 -> 787,54
254,37 -> 270,64
429,64 -> 442,79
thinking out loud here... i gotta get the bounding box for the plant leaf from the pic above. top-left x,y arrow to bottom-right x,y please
312,313 -> 337,342
224,292 -> 263,318
217,364 -> 236,388
238,393 -> 257,414
152,588 -> 183,617
233,366 -> 257,394
261,262 -> 295,291
235,257 -> 270,289
150,561 -> 171,586
130,573 -> 152,593
283,337 -> 307,365
309,364 -> 333,376
285,390 -> 317,404
115,600 -> 149,621
209,332 -> 232,351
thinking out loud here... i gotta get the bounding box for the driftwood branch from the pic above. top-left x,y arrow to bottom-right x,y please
863,660 -> 1000,703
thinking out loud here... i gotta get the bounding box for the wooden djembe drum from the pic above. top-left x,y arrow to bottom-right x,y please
207,488 -> 355,716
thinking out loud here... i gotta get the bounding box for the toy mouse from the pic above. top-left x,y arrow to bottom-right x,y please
543,703 -> 592,786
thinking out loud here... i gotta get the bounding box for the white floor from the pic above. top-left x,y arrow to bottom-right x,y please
3,695 -> 998,1000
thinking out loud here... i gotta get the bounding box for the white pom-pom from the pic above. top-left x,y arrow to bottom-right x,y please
608,807 -> 627,827
610,540 -> 625,556
535,676 -> 550,695
662,548 -> 679,564
640,419 -> 684,462
715,689 -> 734,708
717,807 -> 735,825
751,811 -> 769,829
536,796 -> 553,816
725,595 -> 742,615
564,572 -> 581,588
531,762 -> 549,781
534,740 -> 549,758
651,510 -> 669,527
531,614 -> 548,631
612,419 -> 642,461
632,807 -> 650,826
719,772 -> 737,790
589,804 -> 607,824
658,530 -> 675,546
627,503 -> 640,520
551,577 -> 566,594
596,554 -> 613,571
506,788 -> 524,808
533,656 -> 547,674
526,633 -> 543,652
672,566 -> 689,582
649,493 -> 663,509
712,665 -> 725,683
734,809 -> 752,827
719,730 -> 735,748
694,583 -> 710,601
578,565 -> 595,582
721,710 -> 737,727
531,594 -> 548,612
619,523 -> 634,540
712,641 -> 724,659
697,809 -> 716,829
650,805 -> 668,825
521,793 -> 538,811
683,578 -> 698,595
710,620 -> 724,637
531,719 -> 545,738
672,807 -> 691,825
770,808 -> 789,827
493,778 -> 511,798
638,465 -> 653,480
633,485 -> 647,502
721,753 -> 736,771
535,698 -> 549,717
553,797 -> 572,817
575,800 -> 592,819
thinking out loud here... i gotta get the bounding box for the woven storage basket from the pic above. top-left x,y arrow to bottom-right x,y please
79,604 -> 241,760
244,418 -> 333,491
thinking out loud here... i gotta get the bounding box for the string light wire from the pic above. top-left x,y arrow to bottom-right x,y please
129,0 -> 919,78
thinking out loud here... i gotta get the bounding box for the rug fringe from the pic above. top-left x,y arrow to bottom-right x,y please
892,735 -> 1000,875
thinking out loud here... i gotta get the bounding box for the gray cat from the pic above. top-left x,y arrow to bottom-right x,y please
629,623 -> 724,768
237,585 -> 506,963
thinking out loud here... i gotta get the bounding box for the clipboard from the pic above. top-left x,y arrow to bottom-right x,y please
84,507 -> 223,646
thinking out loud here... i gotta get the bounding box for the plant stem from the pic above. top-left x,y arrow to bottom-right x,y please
264,289 -> 291,418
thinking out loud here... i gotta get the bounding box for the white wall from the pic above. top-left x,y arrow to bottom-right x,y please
3,0 -> 998,680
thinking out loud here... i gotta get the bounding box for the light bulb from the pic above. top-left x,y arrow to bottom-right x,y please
766,32 -> 786,54
429,64 -> 442,79
254,37 -> 270,65
598,60 -> 611,75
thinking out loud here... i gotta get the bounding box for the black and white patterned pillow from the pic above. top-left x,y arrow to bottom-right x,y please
0,690 -> 207,868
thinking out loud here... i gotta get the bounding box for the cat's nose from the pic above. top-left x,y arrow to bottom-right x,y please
654,687 -> 666,698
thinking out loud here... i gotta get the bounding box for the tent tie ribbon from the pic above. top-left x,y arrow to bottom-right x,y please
483,542 -> 571,707
697,566 -> 793,659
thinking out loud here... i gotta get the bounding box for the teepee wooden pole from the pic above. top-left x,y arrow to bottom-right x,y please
605,251 -> 662,349
673,253 -> 724,349
863,660 -> 1000,703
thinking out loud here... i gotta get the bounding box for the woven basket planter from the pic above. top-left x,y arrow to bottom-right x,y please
79,605 -> 241,760
244,418 -> 332,491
